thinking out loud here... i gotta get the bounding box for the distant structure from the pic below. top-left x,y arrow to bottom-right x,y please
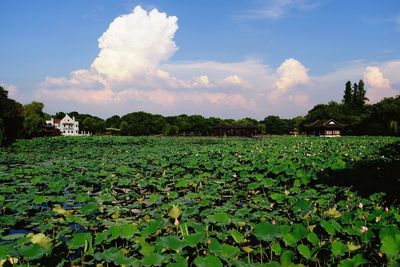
213,125 -> 259,137
105,128 -> 121,136
289,128 -> 298,136
46,114 -> 88,136
305,119 -> 346,137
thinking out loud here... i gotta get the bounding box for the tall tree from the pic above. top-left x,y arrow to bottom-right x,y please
342,81 -> 353,105
352,82 -> 358,106
0,86 -> 24,145
356,79 -> 368,107
22,102 -> 46,138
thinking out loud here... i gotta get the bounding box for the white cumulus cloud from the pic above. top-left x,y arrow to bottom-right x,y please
267,58 -> 310,104
275,58 -> 310,92
364,66 -> 397,103
91,6 -> 178,81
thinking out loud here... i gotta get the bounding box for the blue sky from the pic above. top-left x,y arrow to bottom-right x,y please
1,0 -> 399,119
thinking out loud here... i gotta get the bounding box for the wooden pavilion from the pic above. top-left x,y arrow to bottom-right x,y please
305,119 -> 346,137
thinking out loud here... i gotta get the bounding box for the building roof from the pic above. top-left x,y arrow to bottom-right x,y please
213,124 -> 259,129
53,119 -> 61,124
305,119 -> 346,128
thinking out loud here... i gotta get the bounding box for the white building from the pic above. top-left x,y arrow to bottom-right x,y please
46,114 -> 80,136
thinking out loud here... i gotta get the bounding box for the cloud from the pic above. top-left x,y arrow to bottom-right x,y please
33,5 -> 400,119
267,58 -> 310,104
275,58 -> 310,91
364,66 -> 398,103
3,84 -> 18,97
91,6 -> 178,81
193,75 -> 210,87
362,15 -> 400,31
243,0 -> 321,19
288,94 -> 310,108
220,75 -> 248,88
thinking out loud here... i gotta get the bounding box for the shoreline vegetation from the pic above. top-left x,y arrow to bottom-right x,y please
1,83 -> 400,147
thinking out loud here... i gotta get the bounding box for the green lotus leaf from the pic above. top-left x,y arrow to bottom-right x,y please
158,236 -> 185,252
254,222 -> 280,242
194,256 -> 223,267
306,232 -> 318,246
320,220 -> 336,236
230,229 -> 245,244
297,244 -> 312,259
19,244 -> 48,260
331,241 -> 347,257
67,233 -> 93,253
380,234 -> 400,258
271,242 -> 282,255
280,250 -> 294,265
142,253 -> 165,266
208,212 -> 231,225
184,233 -> 205,247
109,224 -> 138,240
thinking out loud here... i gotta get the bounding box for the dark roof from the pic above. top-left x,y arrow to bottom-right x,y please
305,119 -> 346,128
213,124 -> 259,129
43,124 -> 57,129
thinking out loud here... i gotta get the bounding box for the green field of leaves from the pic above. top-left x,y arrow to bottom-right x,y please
0,136 -> 399,266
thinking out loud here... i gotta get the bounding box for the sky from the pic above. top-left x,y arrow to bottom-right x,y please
1,0 -> 399,119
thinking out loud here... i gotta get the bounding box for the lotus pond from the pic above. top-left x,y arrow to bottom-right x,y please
0,136 -> 399,266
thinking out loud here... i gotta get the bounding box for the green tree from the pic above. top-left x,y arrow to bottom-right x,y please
162,124 -> 179,136
0,86 -> 24,145
54,111 -> 66,119
81,116 -> 105,134
263,115 -> 290,134
236,117 -> 258,126
363,96 -> 400,136
292,116 -> 305,132
120,111 -> 165,136
352,82 -> 358,106
342,81 -> 353,105
176,115 -> 191,133
120,121 -> 131,135
188,115 -> 212,135
105,115 -> 121,129
305,101 -> 347,122
356,79 -> 368,108
22,102 -> 46,138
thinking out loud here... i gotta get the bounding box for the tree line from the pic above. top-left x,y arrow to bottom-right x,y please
1,81 -> 399,145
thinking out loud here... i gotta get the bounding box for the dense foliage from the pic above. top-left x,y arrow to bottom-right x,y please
1,80 -> 399,147
0,86 -> 24,145
0,86 -> 47,145
0,136 -> 399,266
22,102 -> 46,139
